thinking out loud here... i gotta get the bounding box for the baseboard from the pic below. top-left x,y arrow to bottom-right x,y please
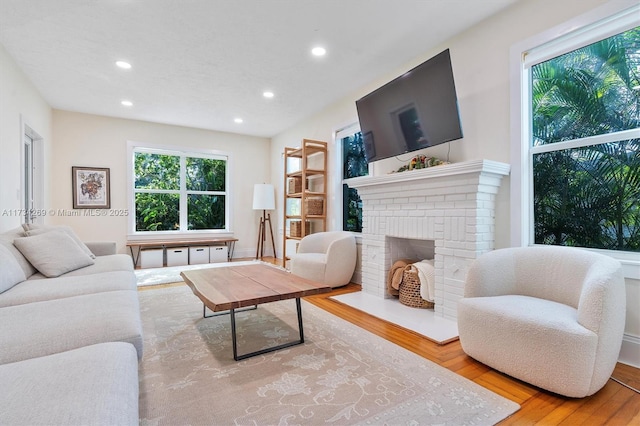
232,247 -> 272,260
618,333 -> 640,368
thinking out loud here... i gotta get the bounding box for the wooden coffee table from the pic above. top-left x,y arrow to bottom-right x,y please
180,264 -> 331,361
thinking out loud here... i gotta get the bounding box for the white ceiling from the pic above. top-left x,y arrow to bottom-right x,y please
0,0 -> 519,138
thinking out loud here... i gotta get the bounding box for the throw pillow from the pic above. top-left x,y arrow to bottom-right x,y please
0,229 -> 37,278
23,225 -> 96,259
0,244 -> 27,293
13,230 -> 95,278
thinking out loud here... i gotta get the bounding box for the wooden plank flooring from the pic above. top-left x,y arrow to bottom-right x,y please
143,258 -> 640,425
304,283 -> 640,425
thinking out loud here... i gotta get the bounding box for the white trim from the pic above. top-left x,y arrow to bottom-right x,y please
345,159 -> 510,188
509,1 -> 640,277
332,121 -> 373,233
531,129 -> 640,154
619,333 -> 640,368
523,4 -> 640,68
19,115 -> 44,225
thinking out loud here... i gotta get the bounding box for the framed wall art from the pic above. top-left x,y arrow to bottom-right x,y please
72,166 -> 111,209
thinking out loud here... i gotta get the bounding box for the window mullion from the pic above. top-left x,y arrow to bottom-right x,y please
531,129 -> 640,154
180,155 -> 187,232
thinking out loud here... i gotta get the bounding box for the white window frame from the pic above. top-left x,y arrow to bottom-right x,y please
126,141 -> 233,238
332,122 -> 376,234
509,1 -> 640,279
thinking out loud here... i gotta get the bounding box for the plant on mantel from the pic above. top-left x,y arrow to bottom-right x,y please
392,155 -> 449,173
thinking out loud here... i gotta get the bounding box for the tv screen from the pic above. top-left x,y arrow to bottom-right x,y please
355,49 -> 463,162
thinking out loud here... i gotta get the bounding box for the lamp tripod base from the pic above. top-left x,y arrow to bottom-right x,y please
256,211 -> 276,260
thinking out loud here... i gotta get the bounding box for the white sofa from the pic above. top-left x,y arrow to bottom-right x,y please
290,231 -> 357,288
0,225 -> 142,425
457,246 -> 626,398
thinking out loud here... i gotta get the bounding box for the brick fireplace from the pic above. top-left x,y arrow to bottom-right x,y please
344,159 -> 510,320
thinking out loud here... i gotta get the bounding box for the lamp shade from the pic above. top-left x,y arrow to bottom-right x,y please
253,183 -> 275,210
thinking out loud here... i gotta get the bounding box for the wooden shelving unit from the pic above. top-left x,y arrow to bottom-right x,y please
282,139 -> 327,267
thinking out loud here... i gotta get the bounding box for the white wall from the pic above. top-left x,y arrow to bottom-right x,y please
0,44 -> 51,232
271,0 -> 618,251
50,110 -> 271,257
270,0 -> 639,366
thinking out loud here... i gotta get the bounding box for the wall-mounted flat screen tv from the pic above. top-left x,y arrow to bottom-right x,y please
355,49 -> 463,162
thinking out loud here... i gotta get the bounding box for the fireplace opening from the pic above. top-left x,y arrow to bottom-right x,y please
386,236 -> 435,300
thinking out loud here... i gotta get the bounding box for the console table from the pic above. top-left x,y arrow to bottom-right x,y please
126,238 -> 238,268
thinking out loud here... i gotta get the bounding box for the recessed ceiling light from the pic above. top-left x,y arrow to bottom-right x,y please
263,91 -> 274,99
234,118 -> 243,123
116,61 -> 132,69
121,100 -> 133,107
311,46 -> 326,57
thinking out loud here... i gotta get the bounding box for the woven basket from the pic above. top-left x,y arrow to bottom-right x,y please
290,220 -> 310,238
288,177 -> 303,194
305,198 -> 324,215
399,268 -> 434,309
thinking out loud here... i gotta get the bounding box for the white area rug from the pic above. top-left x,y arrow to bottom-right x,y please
138,285 -> 520,425
135,260 -> 260,286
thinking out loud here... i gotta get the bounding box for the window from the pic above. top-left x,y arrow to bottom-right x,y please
511,4 -> 639,274
339,127 -> 368,232
530,26 -> 639,252
130,144 -> 229,234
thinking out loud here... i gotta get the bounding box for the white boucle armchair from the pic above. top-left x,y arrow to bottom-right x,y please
457,246 -> 626,398
290,231 -> 357,288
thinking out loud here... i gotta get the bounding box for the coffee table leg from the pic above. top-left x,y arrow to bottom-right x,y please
296,297 -> 304,343
230,308 -> 238,361
231,297 -> 305,361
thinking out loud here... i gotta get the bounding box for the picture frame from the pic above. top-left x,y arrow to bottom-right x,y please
72,166 -> 110,209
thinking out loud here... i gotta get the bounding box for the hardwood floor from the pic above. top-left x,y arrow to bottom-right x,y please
145,257 -> 640,424
303,283 -> 640,425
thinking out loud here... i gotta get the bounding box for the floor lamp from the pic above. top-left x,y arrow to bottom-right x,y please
253,183 -> 276,260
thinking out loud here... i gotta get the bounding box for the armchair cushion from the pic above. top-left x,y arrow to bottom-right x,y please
290,231 -> 357,288
457,246 -> 625,398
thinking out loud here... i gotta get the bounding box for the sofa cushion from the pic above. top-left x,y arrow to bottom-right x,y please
0,270 -> 137,307
13,230 -> 95,278
0,290 -> 143,364
26,253 -> 134,280
0,227 -> 37,278
0,244 -> 26,293
24,225 -> 96,259
0,342 -> 139,426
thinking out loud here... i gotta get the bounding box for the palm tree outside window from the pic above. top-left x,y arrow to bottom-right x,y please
529,25 -> 639,252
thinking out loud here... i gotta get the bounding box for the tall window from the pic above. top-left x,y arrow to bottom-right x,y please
132,146 -> 229,233
519,10 -> 639,254
341,130 -> 368,232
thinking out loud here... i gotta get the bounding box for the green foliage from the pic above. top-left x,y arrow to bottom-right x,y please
188,194 -> 225,230
135,193 -> 179,231
134,151 -> 226,232
135,153 -> 180,190
342,132 -> 368,232
343,132 -> 368,179
532,27 -> 639,252
186,157 -> 225,191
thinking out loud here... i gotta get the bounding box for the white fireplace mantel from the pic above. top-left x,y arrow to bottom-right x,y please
344,159 -> 510,189
344,158 -> 510,320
